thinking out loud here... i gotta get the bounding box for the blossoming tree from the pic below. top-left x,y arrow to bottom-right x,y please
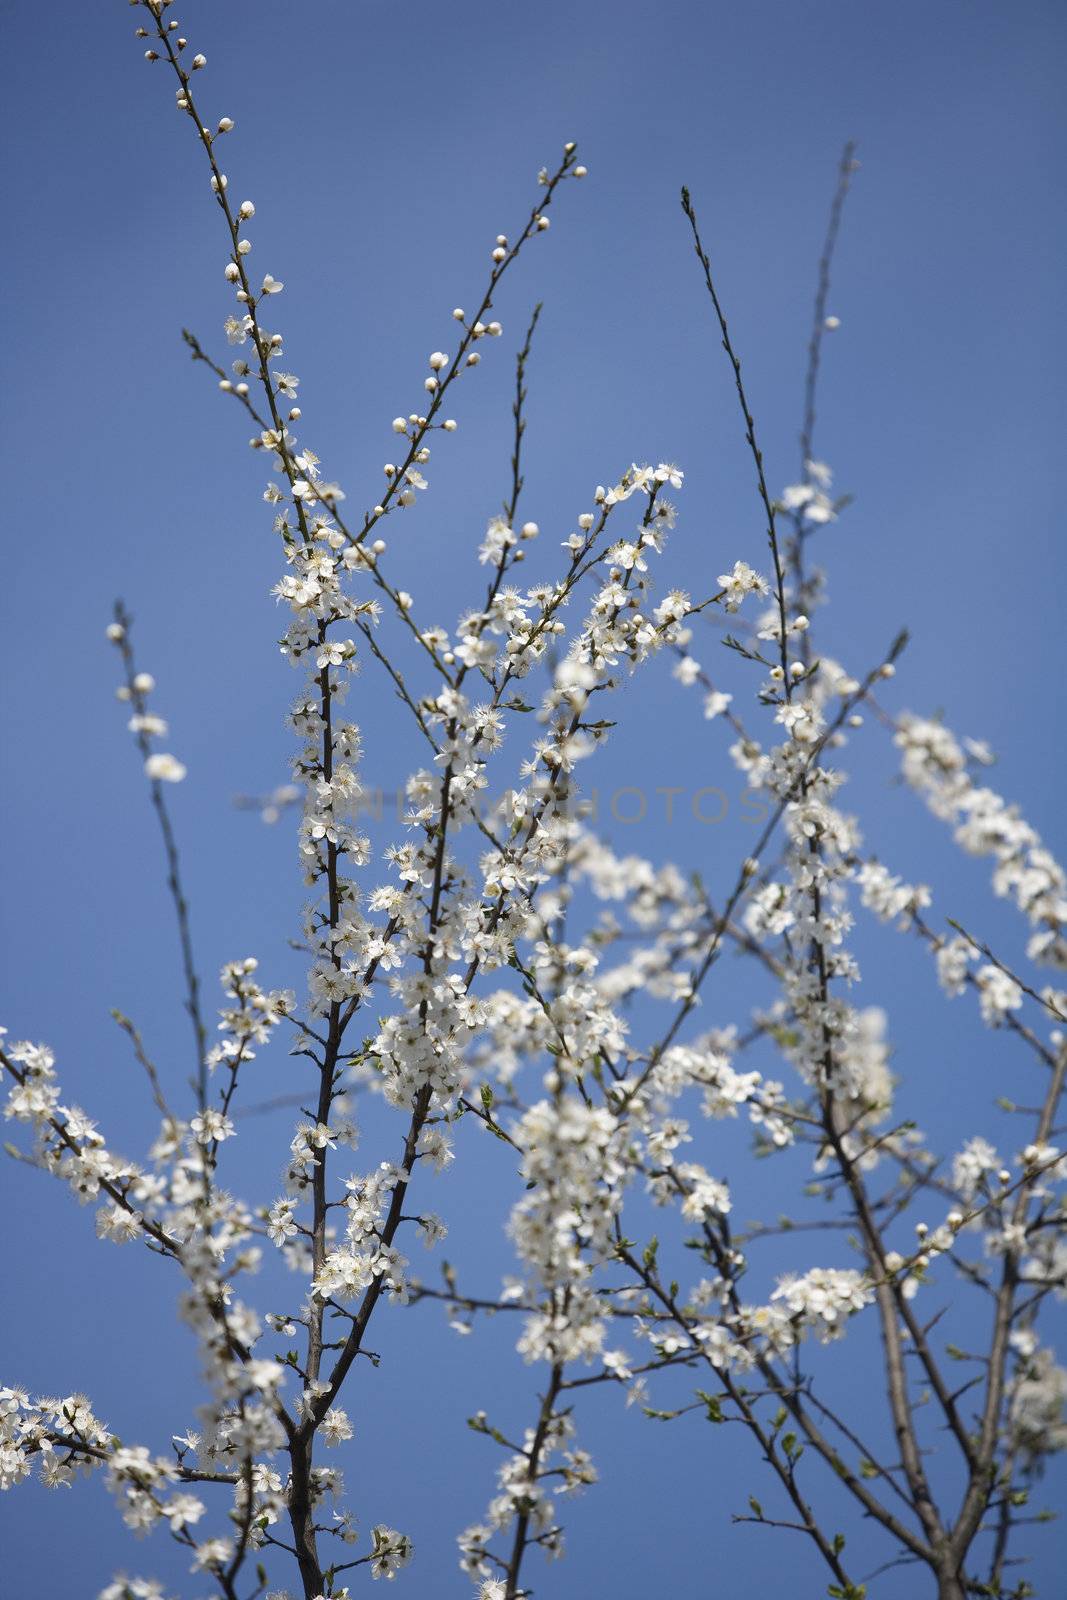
2,6 -> 1064,1600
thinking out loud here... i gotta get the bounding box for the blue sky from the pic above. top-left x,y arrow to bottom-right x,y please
2,1 -> 1065,1595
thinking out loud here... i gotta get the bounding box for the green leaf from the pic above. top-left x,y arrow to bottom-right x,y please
696,1389 -> 724,1423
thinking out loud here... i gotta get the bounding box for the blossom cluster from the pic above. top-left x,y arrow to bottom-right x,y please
1,11 -> 1063,1600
